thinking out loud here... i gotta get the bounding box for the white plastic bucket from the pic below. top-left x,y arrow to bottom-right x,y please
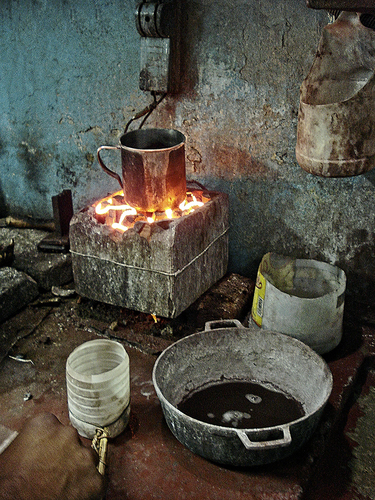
66,339 -> 130,438
251,253 -> 346,354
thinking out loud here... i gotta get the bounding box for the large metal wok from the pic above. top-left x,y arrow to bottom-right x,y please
152,320 -> 333,467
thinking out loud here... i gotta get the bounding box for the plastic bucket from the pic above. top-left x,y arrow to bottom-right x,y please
66,339 -> 130,438
251,253 -> 346,354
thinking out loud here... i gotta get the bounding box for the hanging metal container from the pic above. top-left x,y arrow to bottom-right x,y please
296,12 -> 375,177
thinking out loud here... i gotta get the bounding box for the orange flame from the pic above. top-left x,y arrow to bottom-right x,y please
179,194 -> 204,212
94,189 -> 209,233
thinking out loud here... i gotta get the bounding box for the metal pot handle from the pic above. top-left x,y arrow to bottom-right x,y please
204,319 -> 245,331
97,146 -> 123,190
235,426 -> 292,450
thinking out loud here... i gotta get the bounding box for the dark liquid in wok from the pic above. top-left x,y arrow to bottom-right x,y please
177,381 -> 305,429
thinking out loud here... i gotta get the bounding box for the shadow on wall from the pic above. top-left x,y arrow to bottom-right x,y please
178,1 -> 202,94
200,174 -> 375,305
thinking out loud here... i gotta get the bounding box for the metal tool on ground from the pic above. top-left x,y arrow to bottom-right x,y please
0,216 -> 55,231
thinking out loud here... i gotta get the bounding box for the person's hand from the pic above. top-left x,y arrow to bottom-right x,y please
0,413 -> 106,500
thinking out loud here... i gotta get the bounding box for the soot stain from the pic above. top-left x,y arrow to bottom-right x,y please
57,164 -> 78,187
348,229 -> 369,247
0,135 -> 5,156
17,138 -> 55,195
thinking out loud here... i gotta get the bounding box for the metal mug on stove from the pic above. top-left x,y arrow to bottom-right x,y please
97,128 -> 186,213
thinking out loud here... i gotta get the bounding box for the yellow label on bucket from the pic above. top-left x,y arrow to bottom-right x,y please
251,271 -> 266,326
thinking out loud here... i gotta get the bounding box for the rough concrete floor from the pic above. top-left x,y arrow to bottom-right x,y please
0,281 -> 374,499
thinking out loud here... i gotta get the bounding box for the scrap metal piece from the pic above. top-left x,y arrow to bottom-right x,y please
51,286 -> 76,297
9,354 -> 34,365
38,190 -> 73,253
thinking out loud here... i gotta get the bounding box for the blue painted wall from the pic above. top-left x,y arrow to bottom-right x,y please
0,0 -> 145,214
1,0 -> 375,298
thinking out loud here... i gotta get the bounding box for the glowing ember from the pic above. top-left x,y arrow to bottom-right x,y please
93,189 -> 209,233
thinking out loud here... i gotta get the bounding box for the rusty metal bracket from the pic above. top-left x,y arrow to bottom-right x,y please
135,0 -> 180,93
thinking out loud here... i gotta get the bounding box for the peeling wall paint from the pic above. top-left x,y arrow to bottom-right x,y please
1,0 -> 375,298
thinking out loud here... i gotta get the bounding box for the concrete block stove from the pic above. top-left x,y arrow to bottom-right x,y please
69,190 -> 229,318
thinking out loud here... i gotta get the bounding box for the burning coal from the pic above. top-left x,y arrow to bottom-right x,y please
93,190 -> 210,233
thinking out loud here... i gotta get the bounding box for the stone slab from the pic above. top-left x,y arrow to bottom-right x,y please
0,228 -> 72,290
0,267 -> 39,323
